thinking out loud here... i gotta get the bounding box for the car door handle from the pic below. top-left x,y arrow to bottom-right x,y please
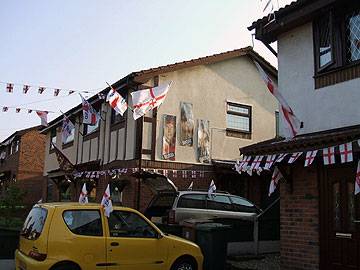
110,242 -> 119,246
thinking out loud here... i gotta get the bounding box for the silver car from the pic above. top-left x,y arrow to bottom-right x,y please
142,172 -> 261,224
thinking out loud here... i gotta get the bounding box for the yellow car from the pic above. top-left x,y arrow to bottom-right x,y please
15,203 -> 203,270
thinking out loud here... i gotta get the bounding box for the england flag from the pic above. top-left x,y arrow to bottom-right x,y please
80,94 -> 99,125
79,183 -> 88,204
101,184 -> 113,217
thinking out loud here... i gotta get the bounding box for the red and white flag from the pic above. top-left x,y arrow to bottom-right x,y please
355,160 -> 360,195
269,166 -> 283,196
106,86 -> 128,116
61,115 -> 75,144
339,142 -> 353,163
23,85 -> 30,94
254,61 -> 301,138
264,154 -> 277,170
6,83 -> 14,93
304,150 -> 318,167
322,146 -> 335,165
275,153 -> 287,163
2,107 -> 8,112
288,152 -> 302,164
239,156 -> 252,172
80,94 -> 99,125
101,184 -> 113,217
38,87 -> 45,94
36,111 -> 48,126
68,90 -> 75,95
16,108 -> 21,113
79,183 -> 88,204
54,89 -> 60,96
208,180 -> 216,197
131,81 -> 172,120
28,109 -> 32,113
250,155 -> 264,171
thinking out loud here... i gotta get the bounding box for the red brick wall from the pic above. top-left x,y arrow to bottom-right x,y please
15,130 -> 45,205
280,163 -> 320,270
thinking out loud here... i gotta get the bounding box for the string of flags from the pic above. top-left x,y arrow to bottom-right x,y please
235,139 -> 360,195
73,167 -> 209,179
1,81 -> 101,96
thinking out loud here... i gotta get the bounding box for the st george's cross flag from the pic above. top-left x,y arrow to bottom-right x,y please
264,154 -> 277,170
36,111 -> 48,126
250,156 -> 264,171
339,142 -> 353,163
106,85 -> 128,116
61,115 -> 75,144
275,153 -> 288,163
101,184 -> 113,217
254,61 -> 301,138
355,160 -> 360,195
79,183 -> 88,204
304,150 -> 318,167
208,180 -> 216,198
188,181 -> 193,190
288,152 -> 302,164
80,94 -> 99,125
269,166 -> 283,196
131,81 -> 172,120
323,146 -> 335,165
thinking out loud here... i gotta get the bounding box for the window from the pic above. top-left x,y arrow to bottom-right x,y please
226,102 -> 252,133
83,114 -> 100,136
207,195 -> 233,211
108,210 -> 157,238
63,210 -> 103,236
10,140 -> 19,155
21,207 -> 48,240
230,196 -> 258,213
50,129 -> 56,151
177,194 -> 207,209
111,109 -> 125,125
314,6 -> 360,74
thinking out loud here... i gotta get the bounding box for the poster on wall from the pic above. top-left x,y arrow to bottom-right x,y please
197,119 -> 210,163
180,102 -> 194,146
162,114 -> 176,160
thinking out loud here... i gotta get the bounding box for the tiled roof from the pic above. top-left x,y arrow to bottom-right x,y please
240,125 -> 360,156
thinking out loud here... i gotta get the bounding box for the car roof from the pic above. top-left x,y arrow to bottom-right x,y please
177,190 -> 230,195
35,202 -> 135,212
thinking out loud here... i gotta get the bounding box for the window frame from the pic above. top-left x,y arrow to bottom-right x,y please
313,5 -> 360,76
226,102 -> 252,134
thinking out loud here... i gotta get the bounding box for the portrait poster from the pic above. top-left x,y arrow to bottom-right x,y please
162,115 -> 176,160
180,102 -> 194,146
197,119 -> 210,163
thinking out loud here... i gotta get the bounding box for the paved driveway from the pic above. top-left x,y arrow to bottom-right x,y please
0,260 -> 14,270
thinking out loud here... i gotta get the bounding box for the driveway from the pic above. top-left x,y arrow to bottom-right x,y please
0,260 -> 14,270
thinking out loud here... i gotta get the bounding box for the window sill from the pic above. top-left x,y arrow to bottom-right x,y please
226,129 -> 252,139
62,141 -> 74,149
83,130 -> 100,141
110,120 -> 126,131
314,62 -> 360,89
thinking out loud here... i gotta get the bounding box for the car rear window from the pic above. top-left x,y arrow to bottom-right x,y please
21,207 -> 48,240
150,194 -> 176,208
177,194 -> 207,209
63,210 -> 103,236
231,196 -> 257,213
207,195 -> 233,211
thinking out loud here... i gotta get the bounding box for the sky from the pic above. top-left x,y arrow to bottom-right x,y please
0,0 -> 292,141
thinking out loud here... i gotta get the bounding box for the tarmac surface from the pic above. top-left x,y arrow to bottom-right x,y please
0,259 -> 14,270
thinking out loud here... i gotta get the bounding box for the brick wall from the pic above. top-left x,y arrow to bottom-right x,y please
280,163 -> 320,270
17,130 -> 46,205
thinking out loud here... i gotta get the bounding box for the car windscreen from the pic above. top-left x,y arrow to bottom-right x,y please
145,193 -> 176,216
20,207 -> 48,240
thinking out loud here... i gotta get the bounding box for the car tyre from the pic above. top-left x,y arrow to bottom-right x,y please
171,258 -> 195,270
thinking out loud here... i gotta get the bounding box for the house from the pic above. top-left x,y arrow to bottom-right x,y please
41,47 -> 278,212
247,0 -> 360,269
0,126 -> 45,205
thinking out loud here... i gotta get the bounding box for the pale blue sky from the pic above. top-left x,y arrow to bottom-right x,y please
0,0 -> 291,140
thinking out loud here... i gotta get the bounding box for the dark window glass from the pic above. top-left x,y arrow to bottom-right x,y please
226,103 -> 252,133
207,195 -> 233,211
108,210 -> 157,238
50,129 -> 56,150
318,13 -> 333,69
63,210 -> 103,236
230,196 -> 257,213
177,194 -> 207,209
21,207 -> 48,240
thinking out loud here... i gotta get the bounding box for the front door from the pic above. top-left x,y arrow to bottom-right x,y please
321,167 -> 360,270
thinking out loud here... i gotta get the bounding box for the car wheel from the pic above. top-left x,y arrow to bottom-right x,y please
171,258 -> 195,270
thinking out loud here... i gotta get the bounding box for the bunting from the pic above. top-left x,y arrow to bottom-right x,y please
268,167 -> 283,196
323,147 -> 335,165
339,143 -> 353,163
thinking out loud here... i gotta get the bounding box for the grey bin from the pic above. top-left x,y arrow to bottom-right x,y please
195,223 -> 232,270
